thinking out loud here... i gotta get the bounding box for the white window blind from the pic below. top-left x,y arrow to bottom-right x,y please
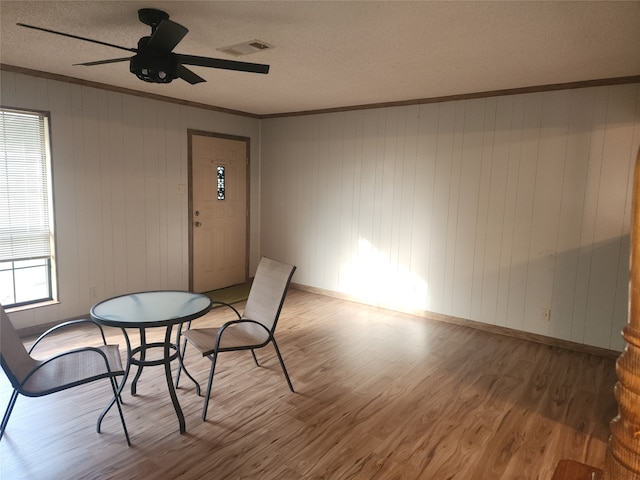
0,109 -> 53,262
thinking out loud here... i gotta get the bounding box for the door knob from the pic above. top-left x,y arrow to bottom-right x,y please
195,221 -> 202,227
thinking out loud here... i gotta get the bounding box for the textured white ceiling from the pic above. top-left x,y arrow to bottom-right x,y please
1,1 -> 639,116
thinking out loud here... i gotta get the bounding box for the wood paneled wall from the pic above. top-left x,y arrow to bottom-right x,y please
1,71 -> 261,330
261,84 -> 640,350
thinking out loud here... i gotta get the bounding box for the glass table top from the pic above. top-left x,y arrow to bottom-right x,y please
90,290 -> 212,328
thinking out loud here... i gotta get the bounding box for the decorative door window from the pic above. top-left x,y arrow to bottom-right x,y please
217,166 -> 225,200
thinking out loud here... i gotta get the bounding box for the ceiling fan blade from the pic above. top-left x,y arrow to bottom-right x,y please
176,54 -> 270,74
146,20 -> 188,53
17,23 -> 136,53
74,57 -> 132,67
176,64 -> 206,84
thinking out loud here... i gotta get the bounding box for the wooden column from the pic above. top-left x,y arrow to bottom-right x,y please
604,147 -> 640,479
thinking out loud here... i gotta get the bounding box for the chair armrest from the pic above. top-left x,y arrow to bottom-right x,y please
180,301 -> 242,334
29,319 -> 109,354
213,318 -> 271,349
210,301 -> 242,319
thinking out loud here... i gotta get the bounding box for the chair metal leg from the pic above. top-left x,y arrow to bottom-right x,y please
250,349 -> 260,366
271,338 -> 294,392
97,376 -> 131,446
97,329 -> 131,434
0,390 -> 19,440
202,351 -> 219,421
113,390 -> 131,446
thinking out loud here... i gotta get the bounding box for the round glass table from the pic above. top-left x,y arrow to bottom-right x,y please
90,290 -> 212,435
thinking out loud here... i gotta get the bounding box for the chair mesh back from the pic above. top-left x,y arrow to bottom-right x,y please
1,305 -> 38,388
242,257 -> 296,332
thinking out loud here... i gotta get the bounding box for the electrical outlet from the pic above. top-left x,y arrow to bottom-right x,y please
542,308 -> 550,322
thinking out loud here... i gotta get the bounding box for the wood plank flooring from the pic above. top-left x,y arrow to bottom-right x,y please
0,289 -> 617,479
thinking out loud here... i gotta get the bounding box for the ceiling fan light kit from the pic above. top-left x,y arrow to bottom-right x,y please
130,51 -> 178,83
17,8 -> 270,85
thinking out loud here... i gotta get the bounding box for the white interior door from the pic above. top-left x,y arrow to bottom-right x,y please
190,132 -> 248,292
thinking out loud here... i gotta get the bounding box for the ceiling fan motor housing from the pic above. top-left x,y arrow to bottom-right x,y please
130,53 -> 178,83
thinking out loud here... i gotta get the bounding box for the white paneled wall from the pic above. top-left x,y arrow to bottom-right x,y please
1,71 -> 261,330
261,84 -> 640,350
3,71 -> 639,351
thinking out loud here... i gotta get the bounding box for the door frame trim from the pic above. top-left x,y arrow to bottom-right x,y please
187,129 -> 251,291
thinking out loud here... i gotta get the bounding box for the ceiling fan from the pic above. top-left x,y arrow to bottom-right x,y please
17,8 -> 270,84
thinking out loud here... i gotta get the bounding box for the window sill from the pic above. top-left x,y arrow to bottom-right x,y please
6,300 -> 60,313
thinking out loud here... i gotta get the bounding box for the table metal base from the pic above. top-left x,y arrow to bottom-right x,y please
98,324 -> 187,434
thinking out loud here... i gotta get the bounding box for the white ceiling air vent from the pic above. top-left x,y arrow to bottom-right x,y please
217,40 -> 274,57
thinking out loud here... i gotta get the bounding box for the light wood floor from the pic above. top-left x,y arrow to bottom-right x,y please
0,289 -> 617,479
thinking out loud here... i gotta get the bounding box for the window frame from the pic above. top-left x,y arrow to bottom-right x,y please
0,106 -> 58,309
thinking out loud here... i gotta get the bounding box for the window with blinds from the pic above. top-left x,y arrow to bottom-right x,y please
0,108 -> 56,308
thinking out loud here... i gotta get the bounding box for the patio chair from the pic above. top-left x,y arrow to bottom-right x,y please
177,257 -> 296,420
0,305 -> 130,445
